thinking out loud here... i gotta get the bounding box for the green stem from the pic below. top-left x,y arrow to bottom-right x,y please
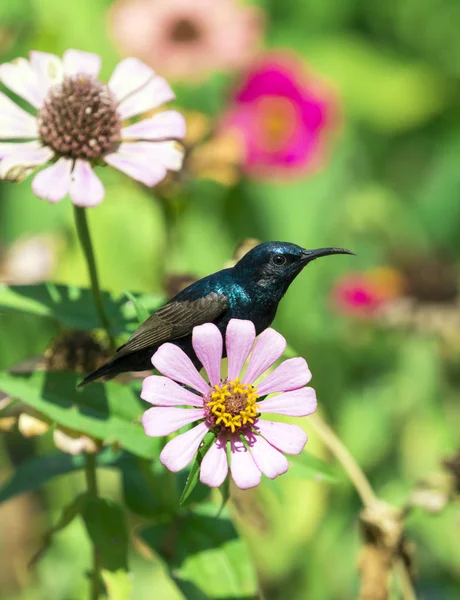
73,206 -> 115,350
84,453 -> 101,600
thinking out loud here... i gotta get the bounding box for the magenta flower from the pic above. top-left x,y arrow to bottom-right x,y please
141,319 -> 317,490
221,53 -> 336,179
0,49 -> 185,206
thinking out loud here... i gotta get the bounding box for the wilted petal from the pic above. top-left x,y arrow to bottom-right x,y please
142,406 -> 204,436
257,357 -> 312,395
226,319 -> 255,381
1,144 -> 53,183
258,387 -> 317,417
245,431 -> 288,479
0,58 -> 48,108
31,157 -> 72,202
200,436 -> 228,487
109,57 -> 155,103
29,51 -> 63,86
69,159 -> 104,207
0,92 -> 39,139
62,49 -> 101,77
255,420 -> 307,455
230,435 -> 261,489
117,75 -> 174,119
242,328 -> 286,384
141,375 -> 203,407
192,323 -> 223,386
160,422 -> 209,472
152,343 -> 210,395
121,110 -> 186,141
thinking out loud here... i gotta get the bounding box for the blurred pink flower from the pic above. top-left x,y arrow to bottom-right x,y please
0,50 -> 185,206
221,53 -> 337,179
332,268 -> 405,318
141,319 -> 316,490
109,0 -> 264,82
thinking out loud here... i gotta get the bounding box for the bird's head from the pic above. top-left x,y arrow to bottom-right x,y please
233,241 -> 354,295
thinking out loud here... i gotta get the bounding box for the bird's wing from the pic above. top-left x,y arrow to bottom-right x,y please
116,292 -> 228,356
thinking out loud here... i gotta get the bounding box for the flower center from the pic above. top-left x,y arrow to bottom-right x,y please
37,75 -> 121,160
205,379 -> 259,433
256,96 -> 298,153
169,18 -> 201,43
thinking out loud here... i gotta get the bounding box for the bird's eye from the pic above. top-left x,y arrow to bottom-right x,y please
272,254 -> 287,266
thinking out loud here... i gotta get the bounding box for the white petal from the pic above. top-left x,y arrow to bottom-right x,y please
242,328 -> 286,385
29,51 -> 63,86
0,92 -> 38,138
142,406 -> 204,436
69,159 -> 105,207
109,58 -> 155,103
0,58 -> 48,108
0,144 -> 53,182
62,49 -> 101,77
141,375 -> 204,407
160,422 -> 209,472
117,75 -> 175,120
200,436 -> 228,488
192,323 -> 223,386
121,111 -> 186,141
0,141 -> 40,159
31,157 -> 72,202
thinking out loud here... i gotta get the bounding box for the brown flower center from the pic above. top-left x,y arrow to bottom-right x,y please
37,75 -> 121,160
206,379 -> 259,433
169,18 -> 201,43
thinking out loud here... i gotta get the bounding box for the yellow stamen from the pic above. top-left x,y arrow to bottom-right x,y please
206,379 -> 259,432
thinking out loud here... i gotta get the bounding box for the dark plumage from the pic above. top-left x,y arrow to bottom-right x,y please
79,241 -> 353,386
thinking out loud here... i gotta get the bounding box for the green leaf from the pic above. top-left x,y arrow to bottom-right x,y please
29,493 -> 88,566
141,504 -> 258,599
179,431 -> 216,507
101,569 -> 133,600
123,291 -> 150,326
287,452 -> 340,484
0,448 -> 123,505
0,283 -> 163,336
82,498 -> 129,572
0,371 -> 160,459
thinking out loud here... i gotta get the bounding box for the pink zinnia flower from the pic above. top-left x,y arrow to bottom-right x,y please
141,319 -> 317,490
0,49 -> 185,206
221,53 -> 337,179
109,0 -> 264,82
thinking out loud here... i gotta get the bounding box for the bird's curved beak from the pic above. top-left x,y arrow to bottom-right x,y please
301,247 -> 355,265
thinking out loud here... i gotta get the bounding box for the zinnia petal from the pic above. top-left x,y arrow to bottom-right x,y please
200,436 -> 228,487
226,319 -> 255,381
29,51 -> 63,86
108,57 -> 155,103
117,75 -> 174,120
62,49 -> 101,77
255,420 -> 307,455
0,141 -> 41,159
230,435 -> 261,489
257,357 -> 312,395
242,328 -> 286,384
0,58 -> 48,108
192,323 -> 223,386
0,92 -> 39,139
142,407 -> 204,437
141,375 -> 203,407
121,110 -> 186,141
159,422 -> 209,472
69,159 -> 105,207
31,157 -> 72,202
152,343 -> 210,395
245,431 -> 288,479
0,144 -> 53,183
258,387 -> 317,417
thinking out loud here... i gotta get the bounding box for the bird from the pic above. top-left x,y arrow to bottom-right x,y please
78,241 -> 353,386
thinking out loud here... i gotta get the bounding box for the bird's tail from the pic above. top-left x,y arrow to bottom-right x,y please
77,359 -> 117,388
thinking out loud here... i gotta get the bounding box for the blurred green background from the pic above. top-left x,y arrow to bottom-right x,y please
1,0 -> 460,598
